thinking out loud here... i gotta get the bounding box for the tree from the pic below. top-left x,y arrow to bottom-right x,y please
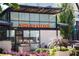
58,3 -> 75,39
0,3 -> 20,13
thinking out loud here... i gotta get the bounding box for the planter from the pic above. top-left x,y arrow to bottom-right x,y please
55,51 -> 70,56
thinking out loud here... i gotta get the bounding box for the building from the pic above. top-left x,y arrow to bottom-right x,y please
0,4 -> 62,51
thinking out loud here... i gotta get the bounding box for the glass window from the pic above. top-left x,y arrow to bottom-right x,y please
30,13 -> 39,21
19,21 -> 29,24
23,30 -> 29,37
31,44 -> 39,50
11,12 -> 18,20
49,23 -> 56,28
7,30 -> 15,37
11,21 -> 19,27
30,31 -> 39,37
49,15 -> 56,22
19,13 -> 29,21
30,22 -> 39,24
40,22 -> 49,25
40,14 -> 49,21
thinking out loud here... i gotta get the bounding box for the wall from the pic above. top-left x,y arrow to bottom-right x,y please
40,30 -> 61,48
0,41 -> 12,51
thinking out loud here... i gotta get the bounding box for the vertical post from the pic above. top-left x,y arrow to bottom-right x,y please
56,15 -> 58,40
39,13 -> 41,48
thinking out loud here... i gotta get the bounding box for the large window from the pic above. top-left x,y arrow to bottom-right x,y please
30,13 -> 39,21
7,30 -> 15,37
23,30 -> 29,37
30,30 -> 39,37
19,13 -> 29,21
40,14 -> 49,21
11,21 -> 19,27
11,12 -> 18,20
10,12 -> 56,28
49,15 -> 56,22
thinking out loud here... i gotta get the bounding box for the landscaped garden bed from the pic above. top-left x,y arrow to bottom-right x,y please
0,46 -> 75,56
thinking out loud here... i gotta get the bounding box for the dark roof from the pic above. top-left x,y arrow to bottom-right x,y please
2,5 -> 62,14
0,20 -> 12,26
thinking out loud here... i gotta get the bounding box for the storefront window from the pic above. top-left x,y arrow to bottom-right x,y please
10,12 -> 56,28
49,15 -> 56,22
11,12 -> 18,20
11,21 -> 19,27
40,14 -> 49,21
23,30 -> 29,37
19,13 -> 29,21
30,13 -> 39,21
30,31 -> 39,37
49,23 -> 56,28
30,22 -> 39,24
7,30 -> 15,37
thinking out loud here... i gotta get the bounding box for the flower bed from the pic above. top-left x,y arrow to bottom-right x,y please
0,47 -> 75,56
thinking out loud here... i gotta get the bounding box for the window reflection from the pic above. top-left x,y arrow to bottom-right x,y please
49,15 -> 56,22
30,13 -> 39,21
23,30 -> 29,37
40,14 -> 49,21
19,13 -> 29,21
11,21 -> 19,27
11,12 -> 18,20
10,12 -> 56,28
49,23 -> 56,28
30,31 -> 39,37
7,30 -> 15,37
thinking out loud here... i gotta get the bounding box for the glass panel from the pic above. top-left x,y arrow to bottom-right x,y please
11,21 -> 18,27
31,44 -> 39,50
30,31 -> 39,37
40,22 -> 49,24
19,21 -> 29,24
19,13 -> 29,21
49,23 -> 56,28
7,30 -> 15,37
30,13 -> 39,21
40,14 -> 49,21
11,12 -> 18,20
30,22 -> 39,24
49,15 -> 56,22
23,30 -> 29,37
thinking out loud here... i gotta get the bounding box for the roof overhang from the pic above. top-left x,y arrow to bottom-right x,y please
5,5 -> 62,14
0,20 -> 12,26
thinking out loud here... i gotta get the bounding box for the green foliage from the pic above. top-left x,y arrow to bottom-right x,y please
35,48 -> 48,53
3,3 -> 20,10
58,3 -> 75,39
0,48 -> 3,53
49,49 -> 56,56
0,6 -> 2,12
0,3 -> 20,13
60,46 -> 69,51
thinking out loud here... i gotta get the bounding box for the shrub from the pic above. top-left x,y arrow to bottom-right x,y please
0,48 -> 4,53
35,48 -> 41,53
60,47 -> 69,51
35,48 -> 48,53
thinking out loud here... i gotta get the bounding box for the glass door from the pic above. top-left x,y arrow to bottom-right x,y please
15,30 -> 40,51
23,30 -> 40,51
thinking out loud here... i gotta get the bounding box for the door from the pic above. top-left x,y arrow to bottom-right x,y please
15,30 -> 30,51
15,30 -> 40,51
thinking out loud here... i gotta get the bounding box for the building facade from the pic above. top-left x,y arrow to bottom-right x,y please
0,4 -> 62,51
